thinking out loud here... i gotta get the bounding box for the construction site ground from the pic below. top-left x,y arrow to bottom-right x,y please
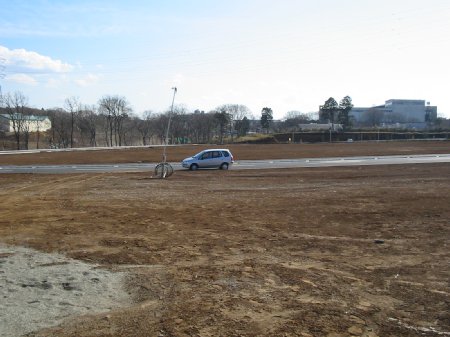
0,141 -> 449,337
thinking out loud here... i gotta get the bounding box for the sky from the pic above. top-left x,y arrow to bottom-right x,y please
1,0 -> 449,119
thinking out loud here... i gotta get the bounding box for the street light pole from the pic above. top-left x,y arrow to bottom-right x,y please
162,87 -> 177,163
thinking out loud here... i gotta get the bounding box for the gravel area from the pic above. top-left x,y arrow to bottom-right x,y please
0,244 -> 130,337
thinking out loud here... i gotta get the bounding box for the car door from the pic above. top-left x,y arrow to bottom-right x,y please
210,151 -> 223,167
198,151 -> 213,168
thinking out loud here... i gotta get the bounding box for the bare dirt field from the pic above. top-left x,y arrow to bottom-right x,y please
0,141 -> 449,337
1,140 -> 450,165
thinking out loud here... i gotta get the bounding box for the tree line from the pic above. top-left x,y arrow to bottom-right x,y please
318,96 -> 353,130
2,91 -> 315,150
5,91 -> 444,150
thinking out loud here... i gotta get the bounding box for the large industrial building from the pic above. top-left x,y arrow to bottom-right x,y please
350,99 -> 438,126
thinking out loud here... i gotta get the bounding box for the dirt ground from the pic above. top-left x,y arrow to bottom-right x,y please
0,141 -> 449,337
1,140 -> 450,165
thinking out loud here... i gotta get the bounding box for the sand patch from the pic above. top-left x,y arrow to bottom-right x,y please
0,244 -> 130,337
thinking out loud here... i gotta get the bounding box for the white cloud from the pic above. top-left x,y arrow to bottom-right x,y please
0,45 -> 73,73
5,73 -> 37,85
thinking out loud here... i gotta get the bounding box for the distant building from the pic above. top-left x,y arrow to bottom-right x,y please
0,114 -> 52,133
351,99 -> 438,125
298,123 -> 342,131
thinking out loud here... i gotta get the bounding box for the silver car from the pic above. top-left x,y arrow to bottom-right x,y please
182,149 -> 234,170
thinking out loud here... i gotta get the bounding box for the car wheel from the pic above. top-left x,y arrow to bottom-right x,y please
220,163 -> 229,170
190,163 -> 199,171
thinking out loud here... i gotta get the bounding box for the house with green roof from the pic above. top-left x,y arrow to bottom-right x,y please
0,114 -> 52,133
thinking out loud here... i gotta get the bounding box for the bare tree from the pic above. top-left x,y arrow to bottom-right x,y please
282,110 -> 312,131
77,105 -> 99,147
118,114 -> 136,146
169,105 -> 189,144
64,97 -> 81,148
216,104 -> 252,142
98,95 -> 132,146
189,110 -> 217,143
47,108 -> 71,148
134,110 -> 156,145
214,108 -> 230,144
235,116 -> 250,136
3,91 -> 29,150
153,113 -> 169,145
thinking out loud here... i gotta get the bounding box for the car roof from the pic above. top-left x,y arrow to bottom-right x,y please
201,149 -> 231,152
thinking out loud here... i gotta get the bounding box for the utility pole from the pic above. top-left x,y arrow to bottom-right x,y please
154,87 -> 178,179
162,87 -> 177,163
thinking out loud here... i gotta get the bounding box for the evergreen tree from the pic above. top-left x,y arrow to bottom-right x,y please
260,107 -> 273,133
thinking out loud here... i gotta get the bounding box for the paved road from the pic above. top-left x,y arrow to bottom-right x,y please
1,154 -> 449,174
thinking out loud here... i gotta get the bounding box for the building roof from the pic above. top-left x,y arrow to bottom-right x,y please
386,99 -> 425,104
0,114 -> 49,121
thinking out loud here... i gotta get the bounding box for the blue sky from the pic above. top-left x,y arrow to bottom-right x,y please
1,0 -> 449,119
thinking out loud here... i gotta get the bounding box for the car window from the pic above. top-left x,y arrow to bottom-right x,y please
200,152 -> 212,160
222,151 -> 230,157
212,151 -> 222,158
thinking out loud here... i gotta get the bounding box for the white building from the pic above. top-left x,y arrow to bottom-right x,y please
298,123 -> 342,131
351,99 -> 438,124
0,114 -> 52,133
